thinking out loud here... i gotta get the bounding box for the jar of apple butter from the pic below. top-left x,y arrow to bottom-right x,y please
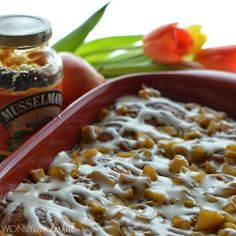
0,15 -> 63,160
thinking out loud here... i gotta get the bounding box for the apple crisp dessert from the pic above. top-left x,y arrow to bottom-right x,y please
0,86 -> 235,236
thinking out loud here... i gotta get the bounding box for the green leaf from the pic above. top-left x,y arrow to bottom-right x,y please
53,2 -> 110,52
75,35 -> 143,56
100,48 -> 144,64
83,47 -> 143,65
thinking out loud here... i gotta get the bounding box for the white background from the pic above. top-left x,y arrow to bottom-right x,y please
1,0 -> 236,47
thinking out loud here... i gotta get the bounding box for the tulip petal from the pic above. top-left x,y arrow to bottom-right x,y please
176,28 -> 194,55
143,23 -> 193,64
144,30 -> 179,64
144,23 -> 178,41
186,25 -> 207,54
195,45 -> 236,72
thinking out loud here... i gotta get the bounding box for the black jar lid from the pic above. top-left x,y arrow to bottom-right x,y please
0,15 -> 52,47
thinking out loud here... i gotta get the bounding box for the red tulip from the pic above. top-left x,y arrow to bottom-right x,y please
143,23 -> 194,64
195,45 -> 236,73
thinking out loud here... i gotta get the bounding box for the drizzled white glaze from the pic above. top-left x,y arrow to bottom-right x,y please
1,88 -> 236,236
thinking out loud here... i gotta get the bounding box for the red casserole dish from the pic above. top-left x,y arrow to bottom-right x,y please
1,69 -> 236,199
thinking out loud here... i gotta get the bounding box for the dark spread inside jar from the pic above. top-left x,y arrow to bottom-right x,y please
0,47 -> 61,92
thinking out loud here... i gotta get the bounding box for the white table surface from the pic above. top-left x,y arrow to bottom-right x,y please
1,0 -> 236,48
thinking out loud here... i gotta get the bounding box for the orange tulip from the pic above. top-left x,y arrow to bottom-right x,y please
143,23 -> 194,64
195,45 -> 236,73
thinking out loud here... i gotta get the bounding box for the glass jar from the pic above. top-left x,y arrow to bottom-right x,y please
0,15 -> 63,159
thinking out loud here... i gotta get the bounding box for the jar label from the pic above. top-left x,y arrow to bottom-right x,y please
0,90 -> 63,158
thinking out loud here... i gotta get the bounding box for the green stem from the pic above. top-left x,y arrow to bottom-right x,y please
96,63 -> 182,78
89,52 -> 145,66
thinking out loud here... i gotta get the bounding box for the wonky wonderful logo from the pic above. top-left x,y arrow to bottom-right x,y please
1,224 -> 75,234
